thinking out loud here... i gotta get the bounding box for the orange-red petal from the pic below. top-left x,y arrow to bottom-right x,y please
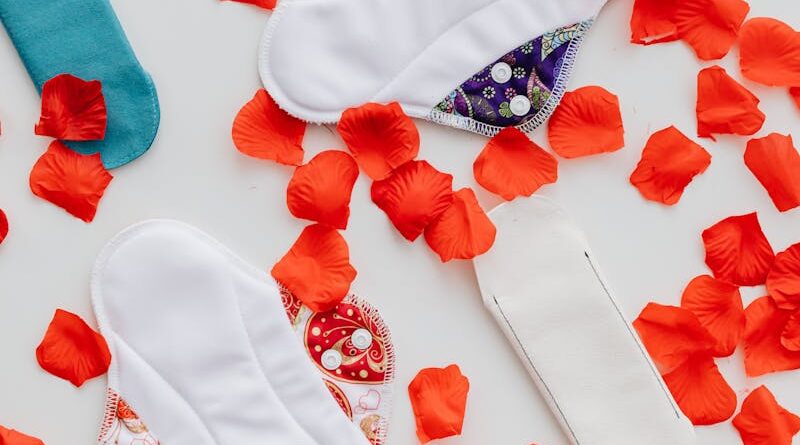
286,150 -> 359,229
630,0 -> 680,45
632,303 -> 717,370
371,160 -> 453,241
733,386 -> 800,445
547,86 -> 625,158
408,364 -> 470,444
662,354 -> 737,425
29,141 -> 113,223
696,66 -> 765,140
766,243 -> 800,311
232,89 -> 305,166
337,102 -> 419,180
744,133 -> 800,213
225,0 -> 276,9
674,0 -> 750,61
473,127 -> 558,200
782,311 -> 800,351
791,88 -> 800,109
739,18 -> 800,87
35,73 -> 107,141
36,309 -> 111,387
0,208 -> 7,245
630,126 -> 711,205
743,296 -> 800,377
680,275 -> 744,357
702,212 -> 774,286
0,426 -> 44,445
270,224 -> 357,313
424,188 -> 496,262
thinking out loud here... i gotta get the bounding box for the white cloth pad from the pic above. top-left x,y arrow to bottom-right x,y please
91,220 -> 372,445
473,197 -> 696,445
260,0 -> 608,135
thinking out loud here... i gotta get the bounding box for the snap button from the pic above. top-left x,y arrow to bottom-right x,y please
491,62 -> 513,83
321,349 -> 343,370
351,328 -> 373,350
510,95 -> 532,116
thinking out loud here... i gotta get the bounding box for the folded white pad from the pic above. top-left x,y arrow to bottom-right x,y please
473,198 -> 696,444
260,0 -> 608,136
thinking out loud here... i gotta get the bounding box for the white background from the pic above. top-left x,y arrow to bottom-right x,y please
0,0 -> 799,444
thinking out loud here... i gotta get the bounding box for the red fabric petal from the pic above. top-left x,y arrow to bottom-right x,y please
35,73 -> 107,141
0,426 -> 44,445
630,0 -> 680,45
29,141 -> 113,223
674,0 -> 750,60
408,364 -> 470,444
0,208 -> 7,245
630,126 -> 711,205
702,212 -> 774,286
744,133 -> 800,213
733,385 -> 800,445
337,102 -> 420,180
371,160 -> 454,241
424,187 -> 497,262
662,354 -> 737,425
739,18 -> 800,87
696,66 -> 765,140
633,303 -> 717,370
547,86 -> 625,158
36,309 -> 111,387
225,0 -> 276,9
781,311 -> 800,352
473,127 -> 558,200
767,243 -> 800,311
791,87 -> 800,109
271,224 -> 356,313
681,275 -> 744,357
232,89 -> 305,166
286,150 -> 359,229
743,296 -> 800,377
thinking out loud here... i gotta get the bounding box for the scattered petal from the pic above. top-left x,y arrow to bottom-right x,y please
696,66 -> 765,140
743,296 -> 800,377
0,209 -> 7,245
408,364 -> 470,444
791,88 -> 800,109
224,0 -> 276,9
767,243 -> 800,310
424,188 -> 496,262
286,150 -> 359,229
674,0 -> 750,60
35,73 -> 107,141
547,86 -> 625,158
739,18 -> 800,87
271,224 -> 357,313
232,89 -> 305,165
473,128 -> 558,200
371,160 -> 453,241
662,354 -> 737,425
744,133 -> 800,213
702,212 -> 774,286
681,275 -> 744,356
630,126 -> 711,205
633,302 -> 716,370
782,311 -> 800,351
630,0 -> 680,45
337,102 -> 419,180
0,426 -> 44,445
36,309 -> 111,387
733,386 -> 800,445
29,141 -> 113,223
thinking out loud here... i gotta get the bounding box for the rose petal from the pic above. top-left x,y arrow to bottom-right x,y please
286,150 -> 359,229
766,243 -> 800,311
680,275 -> 744,357
739,18 -> 800,87
337,102 -> 420,180
547,86 -> 625,158
674,0 -> 750,61
224,0 -> 276,9
408,364 -> 470,444
0,426 -> 44,445
633,303 -> 717,370
29,141 -> 113,223
733,386 -> 800,445
696,66 -> 765,140
0,208 -> 8,245
744,133 -> 800,213
232,89 -> 305,166
662,354 -> 737,425
630,126 -> 711,205
424,188 -> 496,262
791,88 -> 800,109
781,311 -> 800,352
36,309 -> 111,387
271,224 -> 357,313
702,212 -> 774,286
630,0 -> 680,45
35,73 -> 107,141
371,160 -> 453,241
743,296 -> 800,377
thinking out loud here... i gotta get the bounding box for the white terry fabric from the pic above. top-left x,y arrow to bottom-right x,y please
91,220 -> 371,445
259,0 -> 607,127
473,198 -> 696,445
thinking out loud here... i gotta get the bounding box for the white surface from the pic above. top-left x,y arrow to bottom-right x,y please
0,1 -> 798,444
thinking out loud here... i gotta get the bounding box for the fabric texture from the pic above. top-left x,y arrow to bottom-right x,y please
472,197 -> 696,445
0,0 -> 160,169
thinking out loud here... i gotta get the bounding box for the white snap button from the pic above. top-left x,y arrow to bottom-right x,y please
510,95 -> 532,116
351,328 -> 373,350
491,62 -> 512,84
321,349 -> 342,370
